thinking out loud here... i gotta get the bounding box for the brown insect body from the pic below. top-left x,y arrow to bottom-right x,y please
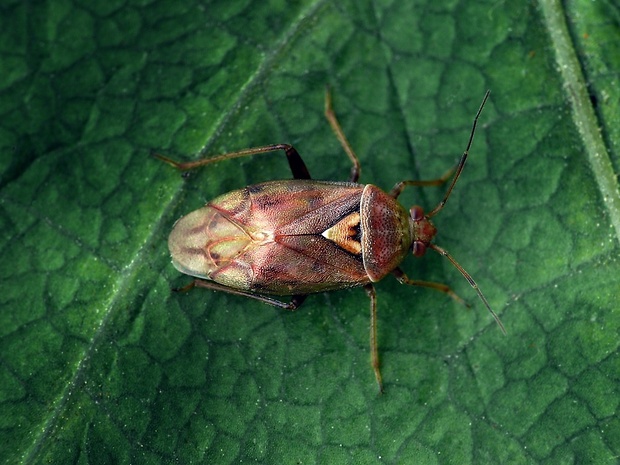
157,89 -> 503,393
169,180 -> 414,295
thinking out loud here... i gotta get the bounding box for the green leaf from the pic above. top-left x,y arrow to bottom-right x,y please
1,0 -> 619,463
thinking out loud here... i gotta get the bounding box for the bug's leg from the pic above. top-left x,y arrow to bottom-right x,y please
283,147 -> 312,179
290,294 -> 308,309
388,166 -> 456,198
393,266 -> 506,335
391,267 -> 468,307
324,87 -> 362,182
364,283 -> 383,394
153,143 -> 312,180
174,279 -> 307,310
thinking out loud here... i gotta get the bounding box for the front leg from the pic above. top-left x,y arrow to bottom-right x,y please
391,267 -> 468,306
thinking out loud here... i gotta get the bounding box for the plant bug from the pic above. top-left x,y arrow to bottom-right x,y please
156,89 -> 504,393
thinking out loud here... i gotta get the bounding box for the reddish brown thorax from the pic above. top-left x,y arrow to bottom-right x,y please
409,205 -> 437,257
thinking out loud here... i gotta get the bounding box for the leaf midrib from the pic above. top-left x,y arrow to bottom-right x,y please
539,0 -> 620,243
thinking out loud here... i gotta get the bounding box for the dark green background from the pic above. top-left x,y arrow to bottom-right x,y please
1,0 -> 619,463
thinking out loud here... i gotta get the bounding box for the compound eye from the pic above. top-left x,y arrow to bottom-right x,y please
410,205 -> 425,221
412,240 -> 427,257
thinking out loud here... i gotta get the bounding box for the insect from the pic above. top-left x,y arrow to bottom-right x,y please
156,89 -> 505,393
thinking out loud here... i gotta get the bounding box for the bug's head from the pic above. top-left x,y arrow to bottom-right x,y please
409,205 -> 437,257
